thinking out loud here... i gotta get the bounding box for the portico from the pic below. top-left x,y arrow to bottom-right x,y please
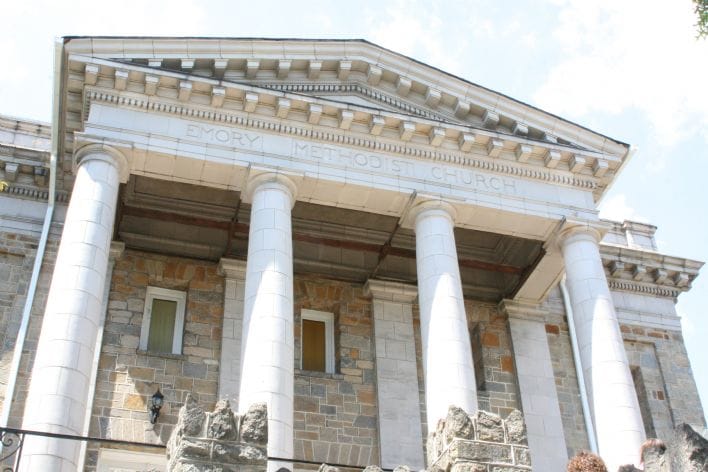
12,37 -> 693,472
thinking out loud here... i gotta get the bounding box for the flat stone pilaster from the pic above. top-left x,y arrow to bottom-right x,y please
218,258 -> 247,405
238,171 -> 298,468
20,144 -> 128,471
411,199 -> 478,429
504,301 -> 568,471
560,223 -> 645,470
365,279 -> 424,469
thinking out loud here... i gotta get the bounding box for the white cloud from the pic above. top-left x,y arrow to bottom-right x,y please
364,0 -> 467,76
677,307 -> 695,337
534,0 -> 708,145
598,193 -> 649,223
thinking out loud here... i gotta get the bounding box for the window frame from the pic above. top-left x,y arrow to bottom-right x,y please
300,309 -> 335,374
139,286 -> 186,355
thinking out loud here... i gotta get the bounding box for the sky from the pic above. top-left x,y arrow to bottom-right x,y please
2,0 -> 707,426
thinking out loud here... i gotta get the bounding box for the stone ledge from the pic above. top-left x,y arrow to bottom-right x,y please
295,368 -> 345,380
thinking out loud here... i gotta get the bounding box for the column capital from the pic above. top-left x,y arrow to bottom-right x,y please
218,258 -> 247,280
404,197 -> 458,229
74,142 -> 130,183
364,279 -> 417,303
554,218 -> 612,250
242,168 -> 301,207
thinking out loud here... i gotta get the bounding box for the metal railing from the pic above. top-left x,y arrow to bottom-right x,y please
0,427 -> 165,472
0,427 -> 395,472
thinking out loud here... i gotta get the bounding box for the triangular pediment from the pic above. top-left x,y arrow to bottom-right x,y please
62,37 -> 632,200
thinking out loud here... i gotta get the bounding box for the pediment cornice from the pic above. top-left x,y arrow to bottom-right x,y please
64,38 -> 629,149
61,42 -> 631,199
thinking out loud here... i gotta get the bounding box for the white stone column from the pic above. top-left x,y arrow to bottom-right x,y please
411,200 -> 477,430
366,280 -> 424,470
218,258 -> 247,405
238,172 -> 297,468
20,144 -> 128,472
560,224 -> 645,470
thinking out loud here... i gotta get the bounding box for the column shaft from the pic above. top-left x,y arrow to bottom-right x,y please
238,174 -> 296,464
561,227 -> 644,470
20,149 -> 124,471
413,201 -> 477,430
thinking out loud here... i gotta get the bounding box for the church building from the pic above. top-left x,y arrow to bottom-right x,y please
0,37 -> 704,471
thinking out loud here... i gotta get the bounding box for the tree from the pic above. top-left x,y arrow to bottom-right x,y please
695,0 -> 708,38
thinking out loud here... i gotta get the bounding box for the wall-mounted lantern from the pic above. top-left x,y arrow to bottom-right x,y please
149,389 -> 164,424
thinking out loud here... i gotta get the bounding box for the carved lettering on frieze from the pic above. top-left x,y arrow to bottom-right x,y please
293,142 -> 518,195
185,124 -> 263,150
181,121 -> 519,196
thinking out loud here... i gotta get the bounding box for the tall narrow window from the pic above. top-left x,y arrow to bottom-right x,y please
140,287 -> 186,355
301,309 -> 334,373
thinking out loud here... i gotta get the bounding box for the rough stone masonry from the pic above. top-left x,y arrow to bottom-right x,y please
166,395 -> 267,472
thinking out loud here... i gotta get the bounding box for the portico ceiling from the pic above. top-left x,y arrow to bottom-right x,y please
118,175 -> 543,302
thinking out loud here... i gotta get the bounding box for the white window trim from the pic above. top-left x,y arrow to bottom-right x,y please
301,309 -> 335,374
140,286 -> 186,355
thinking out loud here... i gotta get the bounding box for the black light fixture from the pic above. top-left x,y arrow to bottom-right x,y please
149,388 -> 164,424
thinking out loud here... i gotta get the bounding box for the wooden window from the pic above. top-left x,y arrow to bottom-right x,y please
301,309 -> 334,373
139,286 -> 186,355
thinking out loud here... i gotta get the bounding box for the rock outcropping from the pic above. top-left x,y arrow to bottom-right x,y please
166,395 -> 268,472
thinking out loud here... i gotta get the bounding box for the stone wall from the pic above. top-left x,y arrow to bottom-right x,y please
466,301 -> 519,418
543,304 -> 591,457
621,324 -> 706,434
0,229 -> 59,427
84,249 -> 224,470
413,301 -> 520,442
293,276 -> 378,467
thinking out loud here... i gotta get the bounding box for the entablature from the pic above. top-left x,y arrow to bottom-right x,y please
61,39 -> 630,201
600,243 -> 703,297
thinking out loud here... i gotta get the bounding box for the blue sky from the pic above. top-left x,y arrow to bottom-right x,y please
2,0 -> 707,425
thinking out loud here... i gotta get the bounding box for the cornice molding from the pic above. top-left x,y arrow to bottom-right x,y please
600,242 -> 702,294
262,82 -> 453,123
84,89 -> 600,192
607,279 -> 681,298
0,183 -> 69,203
64,38 -> 629,159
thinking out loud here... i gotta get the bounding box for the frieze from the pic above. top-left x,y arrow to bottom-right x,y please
85,90 -> 600,193
175,119 -> 523,196
291,141 -> 518,195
